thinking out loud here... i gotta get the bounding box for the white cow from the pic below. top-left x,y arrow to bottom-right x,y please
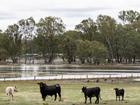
5,86 -> 18,100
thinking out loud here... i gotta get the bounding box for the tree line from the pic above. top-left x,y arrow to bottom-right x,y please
0,10 -> 140,64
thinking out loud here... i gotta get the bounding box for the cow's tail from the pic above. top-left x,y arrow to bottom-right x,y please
99,93 -> 102,100
99,88 -> 102,100
56,84 -> 61,101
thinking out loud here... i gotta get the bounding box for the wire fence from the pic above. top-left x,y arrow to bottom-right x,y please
1,73 -> 140,81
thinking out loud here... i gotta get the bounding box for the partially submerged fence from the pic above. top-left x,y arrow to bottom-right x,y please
1,73 -> 140,81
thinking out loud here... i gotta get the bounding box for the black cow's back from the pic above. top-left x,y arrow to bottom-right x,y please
119,89 -> 124,95
85,87 -> 100,97
45,84 -> 61,95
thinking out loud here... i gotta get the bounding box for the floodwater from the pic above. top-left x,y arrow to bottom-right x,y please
0,64 -> 140,81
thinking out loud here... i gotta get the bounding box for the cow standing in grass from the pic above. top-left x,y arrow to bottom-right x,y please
82,86 -> 101,104
37,82 -> 61,101
114,88 -> 125,101
5,86 -> 18,100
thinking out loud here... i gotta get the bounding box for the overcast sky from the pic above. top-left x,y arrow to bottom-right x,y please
0,0 -> 140,31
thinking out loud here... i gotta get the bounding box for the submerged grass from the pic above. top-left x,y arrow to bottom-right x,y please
0,79 -> 140,105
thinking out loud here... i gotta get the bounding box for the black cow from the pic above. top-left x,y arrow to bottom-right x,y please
82,86 -> 101,104
37,82 -> 61,101
114,88 -> 125,101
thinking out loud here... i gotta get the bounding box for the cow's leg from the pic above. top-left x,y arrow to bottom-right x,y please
84,96 -> 87,104
7,93 -> 10,100
42,95 -> 46,101
122,95 -> 124,101
11,94 -> 13,100
116,96 -> 117,101
58,92 -> 61,101
119,96 -> 120,101
96,96 -> 99,104
54,94 -> 57,101
89,97 -> 92,104
95,96 -> 99,104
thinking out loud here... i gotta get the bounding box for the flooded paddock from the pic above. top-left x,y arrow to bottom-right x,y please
0,64 -> 140,81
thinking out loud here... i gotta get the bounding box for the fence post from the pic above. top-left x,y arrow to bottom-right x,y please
131,74 -> 133,78
34,76 -> 36,80
86,75 -> 88,79
61,75 -> 63,80
4,77 -> 6,82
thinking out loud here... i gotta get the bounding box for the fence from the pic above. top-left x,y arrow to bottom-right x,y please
1,73 -> 140,81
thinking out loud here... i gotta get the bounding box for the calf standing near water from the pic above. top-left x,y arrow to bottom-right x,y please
82,86 -> 101,104
114,88 -> 125,101
5,86 -> 18,100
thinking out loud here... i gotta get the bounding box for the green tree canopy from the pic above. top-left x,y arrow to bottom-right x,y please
35,16 -> 65,63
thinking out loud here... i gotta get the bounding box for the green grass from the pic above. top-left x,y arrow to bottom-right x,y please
0,79 -> 140,105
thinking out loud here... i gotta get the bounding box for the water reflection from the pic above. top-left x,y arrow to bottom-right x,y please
0,65 -> 140,79
21,65 -> 39,77
0,65 -> 58,78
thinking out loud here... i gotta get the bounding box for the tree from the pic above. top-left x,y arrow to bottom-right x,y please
76,40 -> 90,64
91,41 -> 107,64
0,31 -> 8,62
36,16 -> 65,64
75,18 -> 98,41
124,24 -> 140,63
61,31 -> 79,63
18,17 -> 36,64
118,10 -> 140,63
112,24 -> 125,63
5,24 -> 22,63
119,10 -> 140,24
76,40 -> 107,64
96,15 -> 117,63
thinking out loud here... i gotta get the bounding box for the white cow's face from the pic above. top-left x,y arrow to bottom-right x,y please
14,86 -> 18,92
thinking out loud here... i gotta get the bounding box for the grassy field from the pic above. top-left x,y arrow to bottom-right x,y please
0,79 -> 140,105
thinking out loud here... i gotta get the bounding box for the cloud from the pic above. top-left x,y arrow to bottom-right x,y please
38,7 -> 112,18
0,12 -> 16,20
44,7 -> 111,12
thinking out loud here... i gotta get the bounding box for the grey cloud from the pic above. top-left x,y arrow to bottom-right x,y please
42,7 -> 111,12
14,7 -> 111,13
0,12 -> 16,20
39,7 -> 111,18
11,6 -> 111,19
63,12 -> 92,18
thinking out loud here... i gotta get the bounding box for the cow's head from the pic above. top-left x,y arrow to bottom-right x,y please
37,82 -> 46,88
82,86 -> 87,93
14,86 -> 18,92
114,88 -> 119,91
